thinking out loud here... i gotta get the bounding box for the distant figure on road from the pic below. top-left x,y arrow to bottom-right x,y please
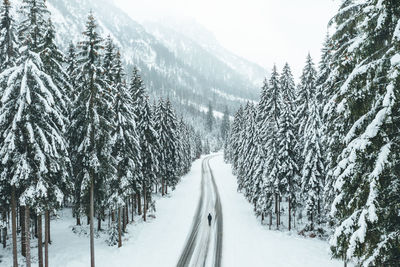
208,213 -> 212,226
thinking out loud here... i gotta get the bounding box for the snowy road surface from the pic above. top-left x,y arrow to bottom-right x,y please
177,155 -> 223,267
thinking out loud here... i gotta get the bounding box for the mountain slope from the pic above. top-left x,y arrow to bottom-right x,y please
23,0 -> 265,119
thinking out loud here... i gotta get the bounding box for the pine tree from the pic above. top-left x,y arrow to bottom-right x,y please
0,1 -> 18,265
265,65 -> 282,228
109,50 -> 141,245
237,103 -> 258,201
301,94 -> 324,232
252,80 -> 272,223
70,13 -> 113,267
296,54 -> 317,168
206,101 -> 214,132
220,106 -> 230,142
0,1 -> 70,266
66,42 -> 78,101
0,0 -> 18,73
129,68 -> 159,220
328,1 -> 400,265
277,63 -> 299,231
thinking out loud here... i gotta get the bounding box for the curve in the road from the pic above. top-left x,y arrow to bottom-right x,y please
176,155 -> 223,267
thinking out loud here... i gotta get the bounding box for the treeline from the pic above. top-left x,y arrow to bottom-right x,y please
0,1 -> 202,267
226,1 -> 400,266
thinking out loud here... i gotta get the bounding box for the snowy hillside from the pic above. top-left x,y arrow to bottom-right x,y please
40,0 -> 264,116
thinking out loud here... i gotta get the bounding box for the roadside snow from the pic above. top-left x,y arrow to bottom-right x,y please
1,157 -> 203,267
209,155 -> 346,267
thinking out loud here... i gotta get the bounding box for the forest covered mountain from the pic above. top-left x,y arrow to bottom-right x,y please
40,0 -> 265,120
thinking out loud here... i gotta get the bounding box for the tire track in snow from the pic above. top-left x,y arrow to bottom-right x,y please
176,155 -> 223,267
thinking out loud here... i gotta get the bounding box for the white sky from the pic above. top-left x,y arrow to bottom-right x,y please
114,0 -> 339,80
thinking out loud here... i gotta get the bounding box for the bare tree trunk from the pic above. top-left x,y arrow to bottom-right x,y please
143,186 -> 147,222
269,211 -> 272,230
131,196 -> 134,222
47,212 -> 51,244
11,187 -> 18,267
137,192 -> 142,216
125,202 -> 129,225
90,176 -> 95,267
288,196 -> 291,231
97,213 -> 101,232
34,213 -> 38,238
165,185 -> 168,194
21,206 -> 26,257
45,211 -> 49,267
38,214 -> 43,267
118,207 -> 122,248
275,195 -> 279,229
2,210 -> 6,248
25,206 -> 31,267
122,206 -> 126,233
161,178 -> 165,196
293,209 -> 296,229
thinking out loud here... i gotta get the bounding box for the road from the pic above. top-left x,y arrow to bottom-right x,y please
177,155 -> 223,267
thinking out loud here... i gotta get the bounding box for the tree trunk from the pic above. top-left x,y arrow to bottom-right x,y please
161,178 -> 165,196
45,211 -> 49,267
76,216 -> 81,226
90,175 -> 95,267
25,206 -> 31,267
38,214 -> 43,267
288,196 -> 291,231
269,211 -> 272,230
47,212 -> 51,244
131,196 -> 134,222
143,186 -> 147,222
11,187 -> 18,267
137,192 -> 142,216
275,195 -> 279,229
97,213 -> 101,232
125,203 -> 129,225
261,212 -> 264,223
122,207 -> 126,233
165,185 -> 168,194
21,206 -> 26,257
2,210 -> 6,248
34,213 -> 38,238
118,207 -> 122,248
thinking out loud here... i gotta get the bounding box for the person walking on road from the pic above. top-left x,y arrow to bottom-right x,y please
208,213 -> 212,226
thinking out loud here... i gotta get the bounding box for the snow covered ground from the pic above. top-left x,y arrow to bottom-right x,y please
1,157 -> 204,267
209,155 -> 347,267
1,155 -> 350,267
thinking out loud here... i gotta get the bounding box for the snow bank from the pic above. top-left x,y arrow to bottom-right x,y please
209,155 -> 345,267
1,157 -> 204,267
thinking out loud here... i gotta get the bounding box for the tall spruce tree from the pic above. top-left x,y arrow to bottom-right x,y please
296,54 -> 318,168
328,1 -> 400,265
0,0 -> 19,265
0,0 -> 70,266
301,93 -> 324,232
220,106 -> 230,142
265,65 -> 282,228
277,63 -> 299,231
109,50 -> 141,245
70,13 -> 113,267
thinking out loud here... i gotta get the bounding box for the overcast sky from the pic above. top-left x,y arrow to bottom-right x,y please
114,0 -> 339,80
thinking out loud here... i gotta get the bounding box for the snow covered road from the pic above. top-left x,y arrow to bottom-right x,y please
177,155 -> 223,267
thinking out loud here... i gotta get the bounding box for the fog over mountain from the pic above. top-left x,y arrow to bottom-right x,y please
38,0 -> 267,122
